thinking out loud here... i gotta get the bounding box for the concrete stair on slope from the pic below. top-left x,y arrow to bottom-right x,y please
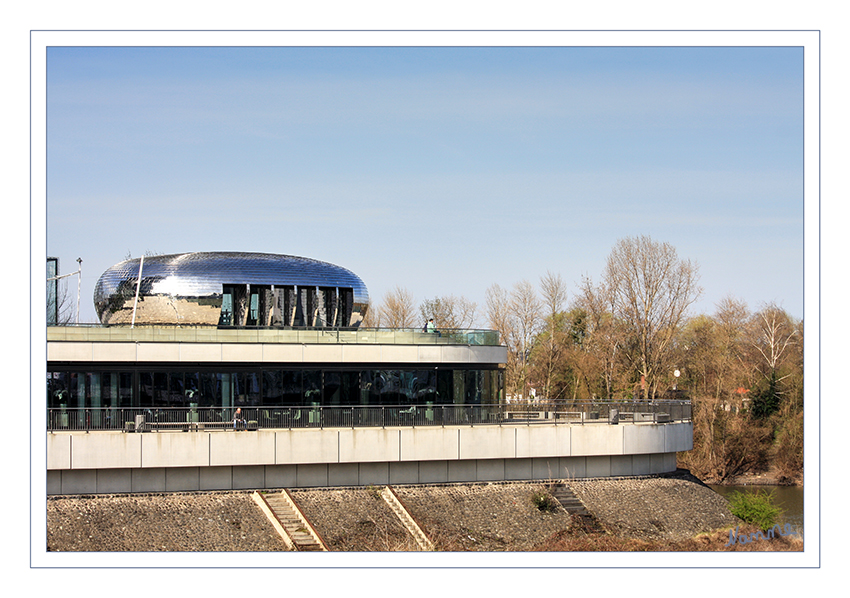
551,483 -> 590,517
381,486 -> 434,551
253,490 -> 327,551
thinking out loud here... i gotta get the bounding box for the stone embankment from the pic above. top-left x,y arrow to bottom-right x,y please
568,473 -> 739,541
47,491 -> 289,552
46,471 -> 749,552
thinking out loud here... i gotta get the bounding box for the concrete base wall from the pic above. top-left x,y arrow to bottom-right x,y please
47,452 -> 680,494
46,421 -> 690,495
48,422 -> 693,470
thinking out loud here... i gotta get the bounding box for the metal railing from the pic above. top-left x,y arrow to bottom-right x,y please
46,401 -> 690,432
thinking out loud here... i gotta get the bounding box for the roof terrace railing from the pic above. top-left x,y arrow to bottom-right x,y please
46,325 -> 502,346
46,401 -> 691,432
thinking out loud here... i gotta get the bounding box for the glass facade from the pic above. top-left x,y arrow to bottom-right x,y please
47,365 -> 503,410
47,257 -> 59,325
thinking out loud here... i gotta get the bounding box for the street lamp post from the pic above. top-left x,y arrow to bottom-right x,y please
75,258 -> 82,324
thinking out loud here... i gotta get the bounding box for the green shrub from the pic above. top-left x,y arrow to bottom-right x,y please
531,488 -> 559,513
728,488 -> 783,531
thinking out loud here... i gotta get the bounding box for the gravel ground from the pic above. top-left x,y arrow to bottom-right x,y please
393,482 -> 572,551
291,487 -> 418,551
46,491 -> 289,552
46,472 -> 743,552
567,471 -> 740,542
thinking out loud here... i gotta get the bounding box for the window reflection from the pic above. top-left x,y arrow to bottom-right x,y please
47,366 -> 501,410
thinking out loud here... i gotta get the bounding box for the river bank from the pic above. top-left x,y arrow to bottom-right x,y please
709,483 -> 804,538
45,470 -> 802,552
720,470 -> 803,486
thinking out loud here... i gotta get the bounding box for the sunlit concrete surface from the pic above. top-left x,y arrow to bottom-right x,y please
47,421 -> 691,494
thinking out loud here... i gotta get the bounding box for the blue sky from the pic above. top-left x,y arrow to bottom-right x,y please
45,45 -> 804,323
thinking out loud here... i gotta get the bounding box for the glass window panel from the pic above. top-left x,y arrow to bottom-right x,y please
153,372 -> 169,407
303,370 -> 321,406
138,372 -> 153,407
48,372 -> 69,409
87,373 -> 104,426
101,372 -> 116,408
263,370 -> 283,406
118,372 -> 134,408
483,369 -> 495,405
220,373 -> 236,409
169,372 -> 185,406
281,370 -> 302,406
360,370 -> 380,405
70,372 -> 85,409
324,371 -> 341,405
436,370 -> 453,405
377,370 -> 399,405
219,286 -> 234,326
414,370 -> 437,404
465,370 -> 482,404
89,373 -> 102,409
398,371 -> 416,404
199,372 -> 218,407
237,372 -> 260,406
340,371 -> 359,406
184,372 -> 200,404
247,291 -> 259,326
452,371 -> 465,405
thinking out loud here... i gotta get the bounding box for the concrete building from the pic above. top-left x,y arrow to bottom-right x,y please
46,252 -> 692,495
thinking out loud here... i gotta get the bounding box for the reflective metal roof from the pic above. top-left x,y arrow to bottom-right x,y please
94,252 -> 369,326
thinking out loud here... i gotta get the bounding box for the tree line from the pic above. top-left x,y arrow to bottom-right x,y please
365,235 -> 804,484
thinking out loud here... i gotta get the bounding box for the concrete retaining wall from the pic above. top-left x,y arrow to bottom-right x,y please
47,453 -> 680,495
46,421 -> 691,495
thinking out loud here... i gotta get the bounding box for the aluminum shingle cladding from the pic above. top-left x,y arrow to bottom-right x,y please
93,251 -> 369,325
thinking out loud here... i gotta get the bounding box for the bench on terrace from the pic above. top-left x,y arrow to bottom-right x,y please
504,411 -> 546,421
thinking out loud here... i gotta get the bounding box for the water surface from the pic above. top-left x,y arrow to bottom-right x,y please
709,484 -> 804,538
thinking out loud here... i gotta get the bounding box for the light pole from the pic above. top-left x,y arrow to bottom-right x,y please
75,258 -> 82,324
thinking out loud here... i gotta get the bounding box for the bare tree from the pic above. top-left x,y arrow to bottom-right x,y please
360,301 -> 381,328
601,235 -> 702,398
746,303 -> 799,417
50,279 -> 77,325
574,275 -> 624,400
485,282 -> 541,402
509,280 -> 541,402
749,303 -> 797,376
486,283 -> 519,399
540,271 -> 568,318
378,286 -> 418,328
419,295 -> 478,330
676,300 -> 749,403
536,272 -> 568,403
485,283 -> 512,344
712,295 -> 751,400
510,280 -> 541,350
